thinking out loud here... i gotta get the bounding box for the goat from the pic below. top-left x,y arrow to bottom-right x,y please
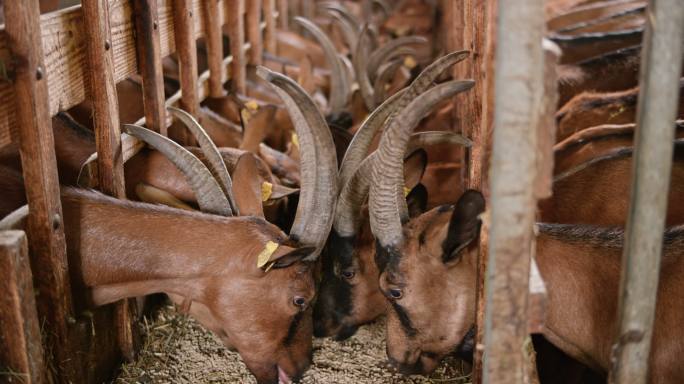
368,186 -> 684,384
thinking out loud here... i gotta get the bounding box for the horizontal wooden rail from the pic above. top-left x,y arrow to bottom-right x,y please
0,0 -> 274,149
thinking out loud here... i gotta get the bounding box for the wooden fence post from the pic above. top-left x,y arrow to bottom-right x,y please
82,0 -> 136,362
483,0 -> 544,383
226,0 -> 247,94
264,0 -> 277,53
173,0 -> 200,146
203,0 -> 226,98
134,0 -> 167,135
0,230 -> 47,384
246,0 -> 264,65
609,1 -> 684,383
2,1 -> 73,380
278,0 -> 289,30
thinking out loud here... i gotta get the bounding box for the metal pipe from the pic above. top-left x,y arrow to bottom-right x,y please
609,1 -> 684,383
482,0 -> 545,382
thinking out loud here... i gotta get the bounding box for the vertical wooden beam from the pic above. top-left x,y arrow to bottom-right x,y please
278,0 -> 289,30
2,1 -> 73,380
0,230 -> 47,384
609,1 -> 684,383
246,0 -> 264,65
134,0 -> 167,135
483,0 -> 544,383
264,0 -> 277,53
447,0 -> 497,382
81,0 -> 136,362
203,0 -> 226,98
173,0 -> 200,117
226,0 -> 246,94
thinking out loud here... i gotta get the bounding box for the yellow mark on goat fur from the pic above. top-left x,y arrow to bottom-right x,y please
404,186 -> 411,197
257,241 -> 279,269
246,100 -> 259,111
261,181 -> 273,202
240,108 -> 252,125
403,56 -> 417,69
291,132 -> 300,150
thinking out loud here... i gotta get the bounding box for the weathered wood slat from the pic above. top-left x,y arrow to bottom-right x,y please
246,0 -> 264,65
0,230 -> 47,384
2,1 -> 73,381
203,0 -> 226,98
264,0 -> 277,53
82,0 -> 135,362
225,0 -> 246,93
173,0 -> 200,117
134,0 -> 167,135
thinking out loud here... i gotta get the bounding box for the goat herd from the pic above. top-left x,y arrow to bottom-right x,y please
0,0 -> 682,383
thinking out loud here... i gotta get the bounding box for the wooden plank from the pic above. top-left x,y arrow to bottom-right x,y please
0,230 -> 47,384
2,1 -> 73,381
448,0 -> 497,382
278,0 -> 288,29
482,0 -> 544,383
225,0 -> 246,93
264,0 -> 277,53
202,0 -> 226,98
246,0 -> 263,65
609,1 -> 684,383
134,0 -> 167,135
173,0 -> 200,117
81,0 -> 135,362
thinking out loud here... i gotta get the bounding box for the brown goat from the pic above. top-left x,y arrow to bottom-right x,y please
372,191 -> 684,384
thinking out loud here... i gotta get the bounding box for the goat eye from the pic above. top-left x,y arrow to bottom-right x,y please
388,288 -> 403,300
341,270 -> 355,279
293,296 -> 306,307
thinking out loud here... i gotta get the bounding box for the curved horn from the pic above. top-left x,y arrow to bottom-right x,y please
257,66 -> 338,258
335,51 -> 470,236
372,0 -> 392,20
322,6 -> 359,53
406,131 -> 473,154
124,124 -> 232,216
369,80 -> 475,247
294,16 -> 350,115
367,36 -> 427,83
353,24 -> 377,110
373,57 -> 408,106
167,106 -> 240,215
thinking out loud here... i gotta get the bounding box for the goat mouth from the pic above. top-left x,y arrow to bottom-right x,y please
277,366 -> 292,384
453,325 -> 476,363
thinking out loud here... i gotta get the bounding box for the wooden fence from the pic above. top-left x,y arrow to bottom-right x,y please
0,0 -> 281,382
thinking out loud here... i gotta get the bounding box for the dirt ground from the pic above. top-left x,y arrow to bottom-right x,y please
114,305 -> 471,383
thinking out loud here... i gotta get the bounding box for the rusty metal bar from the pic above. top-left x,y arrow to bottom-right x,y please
81,0 -> 135,361
133,0 -> 167,135
2,1 -> 73,380
609,1 -> 684,383
482,0 -> 544,383
0,230 -> 47,384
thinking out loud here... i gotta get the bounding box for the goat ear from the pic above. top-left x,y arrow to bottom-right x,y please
239,105 -> 277,153
407,183 -> 428,218
270,246 -> 316,269
404,149 -> 428,190
442,190 -> 485,264
232,153 -> 265,217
